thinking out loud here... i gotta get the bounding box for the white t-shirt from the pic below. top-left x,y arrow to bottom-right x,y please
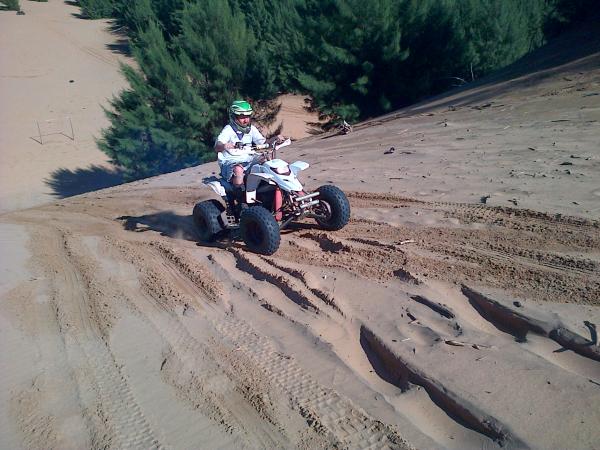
215,124 -> 266,165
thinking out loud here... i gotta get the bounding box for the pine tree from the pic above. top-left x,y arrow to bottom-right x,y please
294,0 -> 550,122
99,21 -> 212,180
112,0 -> 156,41
295,0 -> 408,123
78,0 -> 115,19
150,0 -> 185,38
236,0 -> 306,97
453,0 -> 546,76
174,0 -> 255,120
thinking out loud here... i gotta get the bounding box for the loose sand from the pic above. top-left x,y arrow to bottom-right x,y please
1,2 -> 599,449
0,0 -> 133,213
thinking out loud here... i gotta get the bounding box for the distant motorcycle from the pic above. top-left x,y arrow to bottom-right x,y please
194,139 -> 350,255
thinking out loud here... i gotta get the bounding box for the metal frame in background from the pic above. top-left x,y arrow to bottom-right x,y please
32,117 -> 75,145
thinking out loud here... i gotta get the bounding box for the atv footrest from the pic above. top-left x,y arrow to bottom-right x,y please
220,211 -> 239,229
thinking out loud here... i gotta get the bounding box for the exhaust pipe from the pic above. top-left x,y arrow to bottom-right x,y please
295,192 -> 319,202
299,199 -> 319,209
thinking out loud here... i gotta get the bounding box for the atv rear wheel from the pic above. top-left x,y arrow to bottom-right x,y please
314,185 -> 350,231
239,206 -> 281,255
193,200 -> 224,242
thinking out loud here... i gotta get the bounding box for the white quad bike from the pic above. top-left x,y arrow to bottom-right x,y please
193,139 -> 350,255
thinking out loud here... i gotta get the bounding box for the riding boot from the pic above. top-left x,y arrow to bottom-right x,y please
232,185 -> 246,218
224,191 -> 237,222
233,185 -> 246,203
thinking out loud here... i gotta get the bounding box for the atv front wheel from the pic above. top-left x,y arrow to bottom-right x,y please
193,200 -> 224,242
239,206 -> 281,255
314,185 -> 350,231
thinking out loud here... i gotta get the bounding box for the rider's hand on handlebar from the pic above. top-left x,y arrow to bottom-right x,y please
267,135 -> 285,146
224,142 -> 236,150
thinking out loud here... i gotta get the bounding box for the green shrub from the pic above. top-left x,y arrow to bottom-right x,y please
78,0 -> 114,19
99,0 -> 588,181
1,0 -> 21,11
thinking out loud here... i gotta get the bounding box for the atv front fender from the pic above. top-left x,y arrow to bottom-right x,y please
290,161 -> 309,176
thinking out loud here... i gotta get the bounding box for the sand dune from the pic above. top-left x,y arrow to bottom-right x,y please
1,2 -> 600,449
0,0 -> 135,213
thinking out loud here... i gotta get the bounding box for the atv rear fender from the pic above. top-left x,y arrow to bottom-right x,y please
202,176 -> 230,198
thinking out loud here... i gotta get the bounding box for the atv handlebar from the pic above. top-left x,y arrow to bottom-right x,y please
233,138 -> 291,159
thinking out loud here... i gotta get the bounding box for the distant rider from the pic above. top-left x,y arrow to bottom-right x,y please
214,100 -> 281,198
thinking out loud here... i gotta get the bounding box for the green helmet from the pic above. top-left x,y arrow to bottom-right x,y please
229,100 -> 253,134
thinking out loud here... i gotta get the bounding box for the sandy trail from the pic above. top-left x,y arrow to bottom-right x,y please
1,4 -> 600,449
1,178 -> 599,448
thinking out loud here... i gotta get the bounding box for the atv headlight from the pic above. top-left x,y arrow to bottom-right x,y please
274,165 -> 291,175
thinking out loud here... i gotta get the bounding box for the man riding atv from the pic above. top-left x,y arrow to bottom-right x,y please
214,100 -> 283,204
195,99 -> 350,255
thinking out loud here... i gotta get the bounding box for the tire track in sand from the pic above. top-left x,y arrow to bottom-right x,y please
104,236 -> 333,448
31,227 -> 162,449
212,316 -> 412,449
111,236 -> 411,448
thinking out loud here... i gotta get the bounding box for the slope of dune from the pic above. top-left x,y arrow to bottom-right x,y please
0,0 -> 134,213
1,4 -> 599,449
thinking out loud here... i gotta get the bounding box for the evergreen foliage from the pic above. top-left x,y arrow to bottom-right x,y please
2,0 -> 20,11
295,0 -> 408,123
78,0 -> 115,19
295,0 -> 548,121
148,0 -> 185,38
545,0 -> 600,36
89,0 -> 594,180
175,0 -> 253,108
235,0 -> 305,97
111,0 -> 184,41
99,21 -> 212,180
391,0 -> 547,103
112,0 -> 156,41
